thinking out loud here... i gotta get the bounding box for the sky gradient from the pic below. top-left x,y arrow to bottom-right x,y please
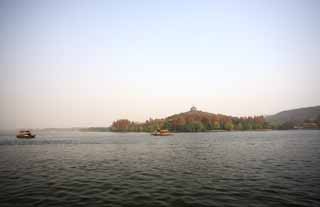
1,0 -> 320,129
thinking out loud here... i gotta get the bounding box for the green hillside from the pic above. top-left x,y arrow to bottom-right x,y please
266,106 -> 320,125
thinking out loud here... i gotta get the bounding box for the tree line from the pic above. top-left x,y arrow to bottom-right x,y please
111,111 -> 271,132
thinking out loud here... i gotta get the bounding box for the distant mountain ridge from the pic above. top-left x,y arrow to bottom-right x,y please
266,105 -> 320,125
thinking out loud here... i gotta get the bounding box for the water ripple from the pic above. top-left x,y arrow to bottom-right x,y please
0,130 -> 320,206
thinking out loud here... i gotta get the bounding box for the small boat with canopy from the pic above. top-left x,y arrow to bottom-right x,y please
151,129 -> 173,136
16,130 -> 36,139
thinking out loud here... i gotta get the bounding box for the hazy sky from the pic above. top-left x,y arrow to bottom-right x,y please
1,0 -> 320,129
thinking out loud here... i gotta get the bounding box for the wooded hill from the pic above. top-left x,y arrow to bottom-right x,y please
266,105 -> 320,125
266,105 -> 320,129
111,108 -> 269,132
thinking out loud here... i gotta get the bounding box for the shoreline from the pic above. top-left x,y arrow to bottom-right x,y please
108,128 -> 319,133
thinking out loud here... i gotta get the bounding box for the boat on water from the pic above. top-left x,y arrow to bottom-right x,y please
16,130 -> 36,139
151,129 -> 173,136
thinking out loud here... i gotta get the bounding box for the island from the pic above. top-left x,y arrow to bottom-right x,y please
111,106 -> 271,132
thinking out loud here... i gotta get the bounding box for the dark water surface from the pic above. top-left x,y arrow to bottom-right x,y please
0,130 -> 319,207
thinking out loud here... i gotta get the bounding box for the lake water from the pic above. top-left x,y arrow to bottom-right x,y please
0,130 -> 319,207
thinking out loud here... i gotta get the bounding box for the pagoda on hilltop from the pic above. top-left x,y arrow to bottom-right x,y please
190,106 -> 197,112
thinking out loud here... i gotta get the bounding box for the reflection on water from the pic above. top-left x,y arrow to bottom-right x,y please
0,130 -> 319,206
